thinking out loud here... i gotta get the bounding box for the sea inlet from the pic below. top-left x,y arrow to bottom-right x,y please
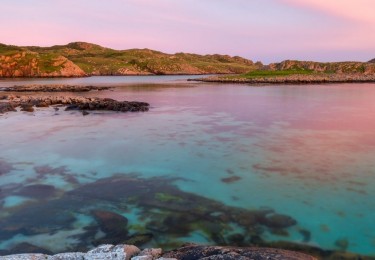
0,76 -> 375,256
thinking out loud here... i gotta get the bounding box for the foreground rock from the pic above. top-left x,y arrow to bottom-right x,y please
1,244 -> 317,260
1,84 -> 112,92
164,244 -> 317,260
191,73 -> 375,84
0,95 -> 149,114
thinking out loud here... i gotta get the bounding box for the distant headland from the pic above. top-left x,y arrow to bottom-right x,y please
1,42 -> 375,83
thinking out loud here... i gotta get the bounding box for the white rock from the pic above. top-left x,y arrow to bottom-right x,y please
0,254 -> 48,260
131,256 -> 153,260
48,252 -> 85,259
84,244 -> 140,260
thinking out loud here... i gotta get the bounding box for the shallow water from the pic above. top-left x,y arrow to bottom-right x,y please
1,76 -> 375,255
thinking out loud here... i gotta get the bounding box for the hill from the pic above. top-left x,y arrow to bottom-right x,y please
267,60 -> 375,74
369,58 -> 375,63
0,42 -> 261,77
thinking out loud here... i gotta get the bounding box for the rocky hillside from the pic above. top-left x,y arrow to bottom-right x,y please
267,60 -> 375,74
0,44 -> 86,77
0,42 -> 261,77
369,58 -> 375,63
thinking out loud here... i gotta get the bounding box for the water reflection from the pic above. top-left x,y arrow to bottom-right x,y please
1,81 -> 375,256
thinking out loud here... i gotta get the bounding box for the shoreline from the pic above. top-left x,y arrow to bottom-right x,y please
0,73 -> 225,79
3,242 -> 374,260
0,243 -> 318,260
189,74 -> 375,85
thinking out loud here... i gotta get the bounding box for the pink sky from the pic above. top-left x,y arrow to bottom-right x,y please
1,0 -> 374,63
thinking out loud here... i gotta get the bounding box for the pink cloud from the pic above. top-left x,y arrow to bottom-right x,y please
281,0 -> 375,24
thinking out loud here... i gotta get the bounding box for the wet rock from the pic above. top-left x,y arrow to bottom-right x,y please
36,101 -> 48,107
65,105 -> 79,111
123,233 -> 154,247
220,176 -> 241,183
298,229 -> 311,243
2,84 -> 112,92
9,242 -> 52,255
334,238 -> 349,251
91,210 -> 129,242
162,244 -> 317,260
20,104 -> 34,112
226,234 -> 245,246
0,102 -> 17,113
0,159 -> 14,175
82,110 -> 89,116
0,95 -> 149,114
15,184 -> 58,199
260,214 -> 297,228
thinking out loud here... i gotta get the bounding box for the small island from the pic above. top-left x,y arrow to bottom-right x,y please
191,60 -> 375,84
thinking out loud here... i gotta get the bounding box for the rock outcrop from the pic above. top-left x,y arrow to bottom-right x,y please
0,95 -> 149,114
2,84 -> 112,92
0,42 -> 261,77
0,244 -> 317,260
163,244 -> 317,260
0,48 -> 86,77
267,60 -> 375,74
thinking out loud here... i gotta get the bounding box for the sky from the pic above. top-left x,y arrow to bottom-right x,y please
1,0 -> 374,63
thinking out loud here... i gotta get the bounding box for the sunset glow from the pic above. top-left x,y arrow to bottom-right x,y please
1,0 -> 374,62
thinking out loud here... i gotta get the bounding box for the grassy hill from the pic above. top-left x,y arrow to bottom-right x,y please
0,42 -> 261,77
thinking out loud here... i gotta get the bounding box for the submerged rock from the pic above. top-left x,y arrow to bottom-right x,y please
9,242 -> 52,255
260,214 -> 297,229
220,176 -> 241,183
0,159 -> 14,175
91,210 -> 129,237
15,184 -> 58,199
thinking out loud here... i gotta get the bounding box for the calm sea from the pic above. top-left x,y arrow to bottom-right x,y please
0,76 -> 375,255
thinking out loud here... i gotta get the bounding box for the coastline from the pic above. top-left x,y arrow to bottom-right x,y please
0,243 -> 318,260
189,74 -> 375,85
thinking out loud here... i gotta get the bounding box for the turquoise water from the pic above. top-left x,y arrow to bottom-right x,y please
1,76 -> 375,255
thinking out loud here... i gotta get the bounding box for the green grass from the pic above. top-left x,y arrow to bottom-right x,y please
237,69 -> 314,78
37,53 -> 64,73
0,44 -> 23,56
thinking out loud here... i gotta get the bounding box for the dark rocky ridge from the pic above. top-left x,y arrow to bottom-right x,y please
1,84 -> 112,92
0,95 -> 149,114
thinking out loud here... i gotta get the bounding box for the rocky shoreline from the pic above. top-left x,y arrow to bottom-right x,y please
1,243 -> 317,260
189,74 -> 375,84
0,95 -> 149,114
1,84 -> 113,92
